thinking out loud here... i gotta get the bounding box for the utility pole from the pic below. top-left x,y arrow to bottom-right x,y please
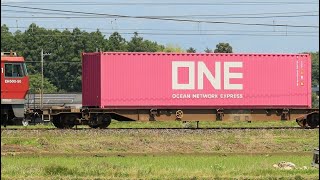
40,49 -> 51,109
41,49 -> 43,109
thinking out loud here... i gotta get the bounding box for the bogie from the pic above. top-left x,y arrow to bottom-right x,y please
52,114 -> 79,129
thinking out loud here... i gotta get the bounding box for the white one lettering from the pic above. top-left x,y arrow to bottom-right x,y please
172,61 -> 195,90
224,62 -> 243,90
172,61 -> 243,90
198,61 -> 221,90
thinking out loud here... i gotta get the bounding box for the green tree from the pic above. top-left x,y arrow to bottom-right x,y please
127,32 -> 163,52
162,44 -> 185,53
214,43 -> 233,53
312,93 -> 319,108
106,32 -> 128,51
301,52 -> 318,108
204,47 -> 213,53
29,74 -> 58,93
186,47 -> 196,53
311,52 -> 319,86
1,24 -> 15,52
21,24 -> 107,92
310,52 -> 319,108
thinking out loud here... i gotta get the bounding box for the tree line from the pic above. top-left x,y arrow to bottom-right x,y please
1,23 -> 318,108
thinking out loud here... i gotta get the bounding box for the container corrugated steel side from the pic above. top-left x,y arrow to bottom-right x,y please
82,52 -> 311,109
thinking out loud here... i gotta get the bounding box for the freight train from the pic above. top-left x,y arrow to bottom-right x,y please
1,52 -> 319,128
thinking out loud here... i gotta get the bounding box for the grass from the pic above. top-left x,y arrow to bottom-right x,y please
1,154 -> 319,179
1,127 -> 318,179
110,120 -> 301,128
1,129 -> 318,155
2,119 -> 302,129
1,155 -> 319,179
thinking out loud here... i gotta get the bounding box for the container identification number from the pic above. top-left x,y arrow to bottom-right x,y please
5,79 -> 22,83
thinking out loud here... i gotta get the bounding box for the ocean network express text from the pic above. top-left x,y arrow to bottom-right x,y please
172,93 -> 243,99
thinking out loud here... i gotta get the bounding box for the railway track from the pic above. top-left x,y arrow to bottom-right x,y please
1,126 -> 318,131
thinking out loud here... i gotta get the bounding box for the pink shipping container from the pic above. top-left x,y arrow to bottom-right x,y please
82,52 -> 311,109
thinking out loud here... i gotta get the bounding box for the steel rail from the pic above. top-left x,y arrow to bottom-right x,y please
1,126 -> 318,131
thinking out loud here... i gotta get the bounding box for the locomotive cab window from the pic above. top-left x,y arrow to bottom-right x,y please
4,63 -> 25,77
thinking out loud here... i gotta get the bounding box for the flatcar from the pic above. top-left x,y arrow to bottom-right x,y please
25,52 -> 318,129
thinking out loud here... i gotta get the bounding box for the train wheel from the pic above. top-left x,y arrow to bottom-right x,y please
52,115 -> 64,129
88,114 -> 111,129
99,115 -> 112,129
88,116 -> 99,128
61,114 -> 76,129
88,123 -> 99,129
307,112 -> 319,129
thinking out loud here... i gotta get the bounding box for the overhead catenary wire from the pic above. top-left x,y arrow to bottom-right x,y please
2,9 -> 319,17
1,5 -> 319,28
1,1 -> 319,6
2,14 -> 318,19
3,26 -> 319,33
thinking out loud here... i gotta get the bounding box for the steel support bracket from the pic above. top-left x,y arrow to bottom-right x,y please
149,109 -> 158,121
175,110 -> 184,120
216,109 -> 224,121
281,108 -> 290,120
81,108 -> 90,120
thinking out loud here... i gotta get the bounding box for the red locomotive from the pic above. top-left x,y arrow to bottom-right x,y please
1,51 -> 29,125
